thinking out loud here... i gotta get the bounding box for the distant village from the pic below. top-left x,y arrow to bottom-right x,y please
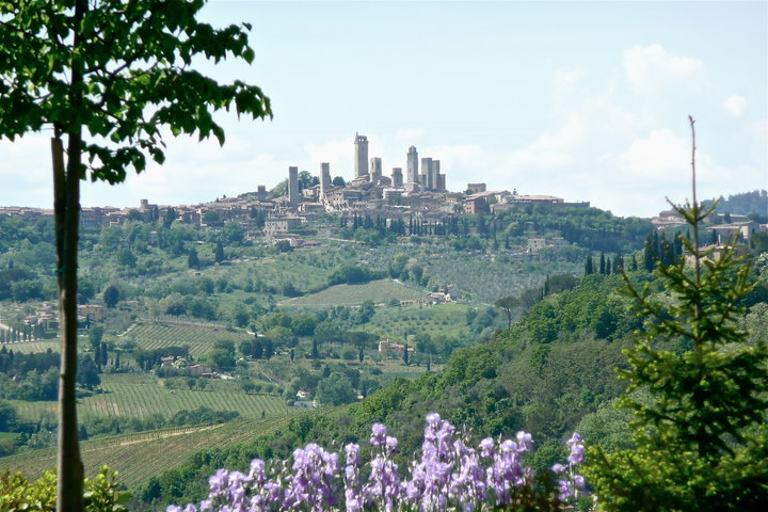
0,132 -> 764,248
0,133 -> 587,239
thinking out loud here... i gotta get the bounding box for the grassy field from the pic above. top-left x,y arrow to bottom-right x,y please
281,279 -> 426,306
366,302 -> 474,339
8,372 -> 295,424
0,338 -> 61,354
0,416 -> 294,487
88,372 -> 292,420
120,320 -> 253,357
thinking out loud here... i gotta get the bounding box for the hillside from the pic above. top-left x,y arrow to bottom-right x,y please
130,255 -> 768,508
2,198 -> 765,508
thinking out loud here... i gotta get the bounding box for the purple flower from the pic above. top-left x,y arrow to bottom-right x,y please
370,423 -> 387,446
165,415 -> 588,512
426,412 -> 441,426
567,433 -> 586,465
479,437 -> 495,458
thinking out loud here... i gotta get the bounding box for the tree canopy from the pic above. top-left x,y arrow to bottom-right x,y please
0,2 -> 272,510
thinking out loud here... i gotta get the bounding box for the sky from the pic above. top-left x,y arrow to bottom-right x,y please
0,0 -> 766,218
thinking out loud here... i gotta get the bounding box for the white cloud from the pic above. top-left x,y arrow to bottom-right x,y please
532,115 -> 584,151
722,95 -> 747,117
623,44 -> 705,94
620,129 -> 690,178
306,138 -> 352,170
552,66 -> 585,103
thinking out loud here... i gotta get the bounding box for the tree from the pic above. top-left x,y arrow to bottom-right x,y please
494,296 -> 518,329
0,2 -> 271,510
297,170 -> 318,191
102,285 -> 120,308
88,324 -> 104,351
585,117 -> 768,511
0,400 -> 18,431
315,372 -> 356,406
187,247 -> 200,269
76,355 -> 100,390
214,240 -> 226,263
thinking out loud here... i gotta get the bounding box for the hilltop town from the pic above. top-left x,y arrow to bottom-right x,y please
2,134 -> 765,252
0,133 -> 588,235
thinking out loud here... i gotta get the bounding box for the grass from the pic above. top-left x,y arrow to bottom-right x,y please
7,372 -> 296,424
0,416 -> 294,488
366,302 -> 473,339
281,279 -> 426,306
120,320 -> 253,357
0,338 -> 60,354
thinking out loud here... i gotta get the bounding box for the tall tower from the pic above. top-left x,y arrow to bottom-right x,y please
288,166 -> 299,206
421,157 -> 433,189
430,160 -> 440,191
354,133 -> 369,178
320,162 -> 331,199
370,157 -> 382,184
407,146 -> 419,184
391,167 -> 403,188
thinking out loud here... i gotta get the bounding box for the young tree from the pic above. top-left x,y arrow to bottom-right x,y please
494,296 -> 518,329
0,2 -> 271,510
585,117 -> 768,511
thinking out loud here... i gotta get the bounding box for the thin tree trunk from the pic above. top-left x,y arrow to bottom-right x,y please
53,135 -> 84,511
56,1 -> 86,510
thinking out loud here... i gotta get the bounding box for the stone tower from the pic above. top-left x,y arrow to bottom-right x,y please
407,146 -> 419,184
354,133 -> 369,178
370,157 -> 382,184
391,167 -> 403,188
421,157 -> 433,189
288,166 -> 299,206
320,162 -> 331,199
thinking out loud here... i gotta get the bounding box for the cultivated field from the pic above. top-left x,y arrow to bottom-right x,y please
120,320 -> 254,357
281,279 -> 426,306
8,372 -> 295,424
367,302 -> 473,339
0,416 -> 293,487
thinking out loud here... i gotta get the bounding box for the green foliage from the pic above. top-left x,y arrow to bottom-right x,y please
328,263 -> 382,286
585,131 -> 768,510
102,285 -> 120,308
77,355 -> 101,390
315,372 -> 356,406
0,401 -> 17,432
494,296 -> 518,328
0,466 -> 127,512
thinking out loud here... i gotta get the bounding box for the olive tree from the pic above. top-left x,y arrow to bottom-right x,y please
0,1 -> 271,510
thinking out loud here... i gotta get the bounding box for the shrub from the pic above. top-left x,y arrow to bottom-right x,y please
0,466 -> 127,512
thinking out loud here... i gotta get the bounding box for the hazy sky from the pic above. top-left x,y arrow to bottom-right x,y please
1,0 -> 766,218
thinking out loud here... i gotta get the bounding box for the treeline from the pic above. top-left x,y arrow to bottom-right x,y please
702,189 -> 767,220
336,205 -> 655,254
0,403 -> 239,457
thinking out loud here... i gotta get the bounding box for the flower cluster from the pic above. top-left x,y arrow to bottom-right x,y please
168,414 -> 586,512
551,433 -> 587,502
